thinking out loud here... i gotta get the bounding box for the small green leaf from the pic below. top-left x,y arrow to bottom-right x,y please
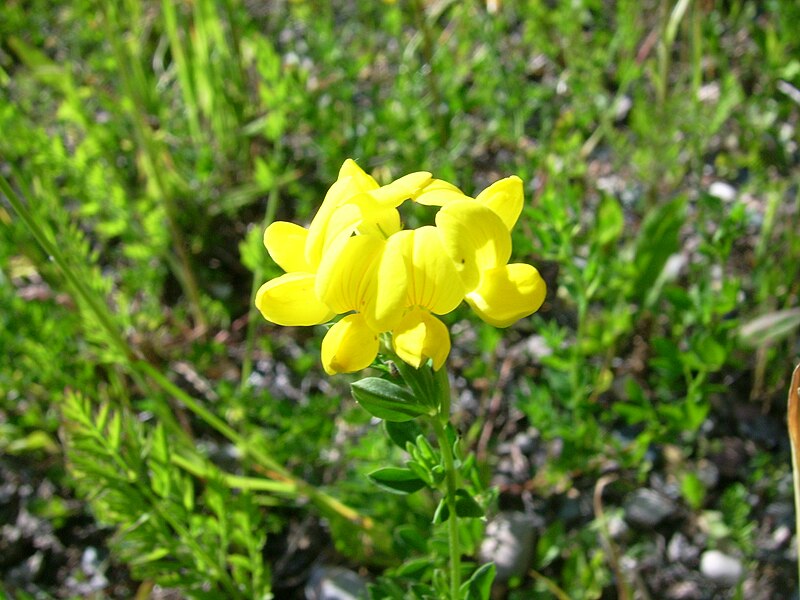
368,467 -> 427,494
394,525 -> 429,553
681,472 -> 706,510
351,378 -> 431,422
432,498 -> 448,523
596,195 -> 624,246
395,557 -> 432,578
406,460 -> 432,486
384,420 -> 423,449
460,562 -> 496,600
455,489 -> 484,518
108,411 -> 122,451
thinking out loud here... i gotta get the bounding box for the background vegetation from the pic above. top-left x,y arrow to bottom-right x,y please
1,0 -> 798,598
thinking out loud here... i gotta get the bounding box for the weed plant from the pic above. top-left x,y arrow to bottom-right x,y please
1,0 -> 798,598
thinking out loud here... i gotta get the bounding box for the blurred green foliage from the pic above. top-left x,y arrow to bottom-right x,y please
1,0 -> 798,597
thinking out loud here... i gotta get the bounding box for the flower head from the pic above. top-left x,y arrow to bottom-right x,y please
255,159 -> 546,374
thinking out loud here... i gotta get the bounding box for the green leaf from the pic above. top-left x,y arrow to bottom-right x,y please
384,420 -> 423,449
680,472 -> 706,510
631,196 -> 686,303
739,308 -> 800,347
394,525 -> 429,553
395,557 -> 432,578
460,562 -> 496,600
368,467 -> 427,495
455,489 -> 485,518
392,359 -> 437,408
596,195 -> 624,246
406,460 -> 433,486
351,377 -> 431,422
433,490 -> 485,523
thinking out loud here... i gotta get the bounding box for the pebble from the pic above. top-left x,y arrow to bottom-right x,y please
668,533 -> 700,565
695,459 -> 719,491
305,566 -> 367,600
614,95 -> 633,122
700,550 -> 743,586
624,488 -> 678,529
708,181 -> 737,202
479,512 -> 538,582
666,580 -> 703,600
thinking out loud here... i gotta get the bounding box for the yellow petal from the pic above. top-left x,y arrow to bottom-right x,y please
466,263 -> 547,327
315,234 -> 385,315
371,234 -> 410,332
321,313 -> 380,375
414,179 -> 467,206
392,308 -> 450,370
326,195 -> 401,241
338,158 -> 380,192
404,226 -> 464,314
305,174 -> 362,267
255,272 -> 334,326
474,175 -> 523,230
263,221 -> 312,273
369,171 -> 433,206
435,200 -> 511,290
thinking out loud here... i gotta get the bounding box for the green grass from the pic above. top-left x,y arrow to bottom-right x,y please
1,0 -> 799,598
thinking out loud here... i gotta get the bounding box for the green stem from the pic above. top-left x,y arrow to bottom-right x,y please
433,417 -> 461,599
104,0 -> 207,329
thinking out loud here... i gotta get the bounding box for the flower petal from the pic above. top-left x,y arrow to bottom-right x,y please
392,307 -> 450,370
321,313 -> 380,375
407,226 -> 464,315
369,171 -> 433,206
466,263 -> 546,327
338,159 -> 380,192
255,272 -> 334,326
315,234 -> 385,315
435,200 -> 511,290
305,174 -> 362,267
474,175 -> 523,230
371,234 -> 410,332
263,221 -> 312,273
414,178 -> 467,206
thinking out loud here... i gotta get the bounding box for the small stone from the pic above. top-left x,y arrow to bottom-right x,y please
666,580 -> 703,600
695,459 -> 719,490
708,181 -> 736,202
700,550 -> 743,586
305,566 -> 367,600
667,533 -> 699,565
613,95 -> 633,122
513,432 -> 537,456
624,488 -> 678,529
479,512 -> 538,583
607,514 -> 630,542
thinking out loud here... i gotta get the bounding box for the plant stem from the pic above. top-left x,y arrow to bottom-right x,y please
104,0 -> 207,329
432,400 -> 461,598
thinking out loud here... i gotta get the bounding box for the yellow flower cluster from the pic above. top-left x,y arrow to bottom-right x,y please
256,159 -> 546,375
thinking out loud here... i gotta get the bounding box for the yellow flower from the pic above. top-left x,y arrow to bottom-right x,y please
255,159 -> 545,376
314,232 -> 409,375
436,197 -> 546,327
255,159 -> 431,327
383,226 -> 465,370
416,175 -> 524,230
